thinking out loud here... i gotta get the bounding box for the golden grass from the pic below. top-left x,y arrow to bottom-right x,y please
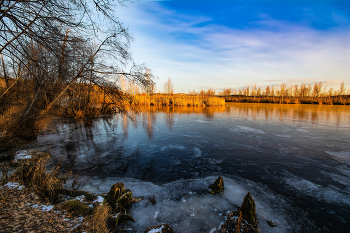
132,94 -> 225,106
11,153 -> 64,202
89,203 -> 110,233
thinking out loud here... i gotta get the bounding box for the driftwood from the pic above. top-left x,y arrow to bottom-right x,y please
146,195 -> 156,206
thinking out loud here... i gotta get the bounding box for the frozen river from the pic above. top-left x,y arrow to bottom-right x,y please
28,103 -> 350,232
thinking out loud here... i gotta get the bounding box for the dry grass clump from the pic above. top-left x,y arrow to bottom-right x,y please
89,203 -> 110,233
11,154 -> 64,202
61,199 -> 91,216
132,94 -> 225,106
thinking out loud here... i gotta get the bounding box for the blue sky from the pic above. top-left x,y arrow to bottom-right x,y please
115,0 -> 350,93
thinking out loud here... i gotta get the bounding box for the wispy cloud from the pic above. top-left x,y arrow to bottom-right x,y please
115,2 -> 350,92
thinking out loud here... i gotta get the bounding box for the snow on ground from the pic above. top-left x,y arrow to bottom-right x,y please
14,150 -> 35,161
4,182 -> 25,190
26,203 -> 54,212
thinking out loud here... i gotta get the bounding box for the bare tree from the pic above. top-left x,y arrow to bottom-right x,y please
0,0 -> 152,145
164,77 -> 174,95
339,81 -> 345,95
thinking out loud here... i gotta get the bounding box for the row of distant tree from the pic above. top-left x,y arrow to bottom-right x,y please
123,77 -> 347,98
189,82 -> 347,97
217,82 -> 347,97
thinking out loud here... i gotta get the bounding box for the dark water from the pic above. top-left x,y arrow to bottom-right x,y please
28,103 -> 350,232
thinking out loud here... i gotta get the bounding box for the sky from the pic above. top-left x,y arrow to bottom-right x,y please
114,0 -> 350,93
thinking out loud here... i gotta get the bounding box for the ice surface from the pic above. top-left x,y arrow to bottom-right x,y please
282,174 -> 350,205
193,147 -> 202,157
233,126 -> 265,134
160,145 -> 186,152
14,150 -> 34,161
325,151 -> 350,163
272,134 -> 291,138
74,176 -> 295,233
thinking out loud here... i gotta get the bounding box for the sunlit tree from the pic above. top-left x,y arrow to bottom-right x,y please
164,77 -> 174,95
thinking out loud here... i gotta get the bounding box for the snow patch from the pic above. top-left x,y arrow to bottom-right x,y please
93,195 -> 104,204
75,195 -> 85,202
27,203 -> 54,212
14,150 -> 34,161
4,182 -> 24,190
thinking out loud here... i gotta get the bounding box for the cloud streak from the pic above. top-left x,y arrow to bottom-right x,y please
115,2 -> 350,92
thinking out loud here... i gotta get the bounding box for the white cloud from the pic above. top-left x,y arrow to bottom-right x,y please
115,2 -> 350,93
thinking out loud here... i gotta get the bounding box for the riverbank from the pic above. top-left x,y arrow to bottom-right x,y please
0,150 -> 263,233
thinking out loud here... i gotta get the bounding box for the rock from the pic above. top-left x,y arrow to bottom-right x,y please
208,176 -> 224,194
240,192 -> 256,224
267,220 -> 277,227
145,223 -> 174,233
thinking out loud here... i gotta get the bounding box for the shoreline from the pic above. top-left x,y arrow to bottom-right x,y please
0,151 -> 263,233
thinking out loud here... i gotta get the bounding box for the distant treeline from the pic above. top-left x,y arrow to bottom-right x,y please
211,82 -> 349,105
221,95 -> 350,105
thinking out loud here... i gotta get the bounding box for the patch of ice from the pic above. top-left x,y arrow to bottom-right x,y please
194,147 -> 202,157
160,145 -> 185,152
14,150 -> 36,161
296,127 -> 309,133
272,134 -> 291,138
195,119 -> 209,124
68,175 -> 319,232
235,126 -> 265,134
282,174 -> 350,206
325,151 -> 350,162
148,225 -> 164,233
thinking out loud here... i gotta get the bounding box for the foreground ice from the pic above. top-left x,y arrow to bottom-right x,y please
71,175 -> 306,233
